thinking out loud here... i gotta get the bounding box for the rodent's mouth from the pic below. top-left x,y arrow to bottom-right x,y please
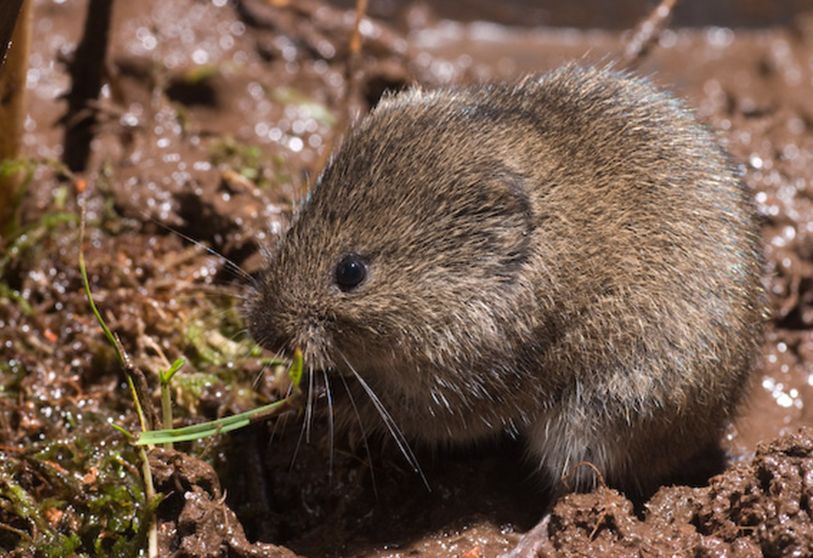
246,301 -> 373,382
246,315 -> 336,373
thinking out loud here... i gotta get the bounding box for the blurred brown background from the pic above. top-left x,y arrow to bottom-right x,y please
331,0 -> 813,28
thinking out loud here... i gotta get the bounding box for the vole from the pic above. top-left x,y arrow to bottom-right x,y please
246,64 -> 764,496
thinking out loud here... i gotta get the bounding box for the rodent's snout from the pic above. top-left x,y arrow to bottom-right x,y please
245,278 -> 298,351
245,295 -> 287,355
246,304 -> 286,356
245,288 -> 333,369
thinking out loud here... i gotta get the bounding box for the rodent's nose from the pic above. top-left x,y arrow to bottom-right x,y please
247,298 -> 329,362
249,320 -> 287,355
247,300 -> 291,355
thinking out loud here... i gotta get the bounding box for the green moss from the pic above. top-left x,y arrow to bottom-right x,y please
172,370 -> 221,409
207,135 -> 296,189
208,136 -> 266,183
0,435 -> 149,557
179,64 -> 218,85
0,158 -> 35,238
0,163 -> 78,314
184,297 -> 260,370
270,86 -> 336,127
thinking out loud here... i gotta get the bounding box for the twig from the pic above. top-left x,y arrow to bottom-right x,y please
0,521 -> 31,541
0,0 -> 24,66
62,0 -> 114,172
589,505 -> 610,540
344,0 -> 368,108
621,0 -> 679,69
0,0 -> 30,234
348,0 -> 368,63
138,445 -> 158,556
308,0 -> 368,187
237,0 -> 404,58
561,460 -> 607,491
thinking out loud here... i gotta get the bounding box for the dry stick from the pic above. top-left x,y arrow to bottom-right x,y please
343,0 -> 368,128
0,0 -> 30,235
561,460 -> 607,491
241,0 -> 404,60
0,0 -> 24,65
348,0 -> 368,65
621,0 -> 679,69
62,0 -> 114,173
308,0 -> 368,189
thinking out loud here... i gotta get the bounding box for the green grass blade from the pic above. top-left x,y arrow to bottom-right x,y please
289,348 -> 303,388
134,397 -> 294,446
78,217 -> 124,366
160,357 -> 186,384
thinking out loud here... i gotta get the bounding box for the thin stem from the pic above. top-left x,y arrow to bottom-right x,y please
79,210 -> 158,558
622,0 -> 679,69
138,446 -> 158,557
160,383 -> 173,448
308,0 -> 369,183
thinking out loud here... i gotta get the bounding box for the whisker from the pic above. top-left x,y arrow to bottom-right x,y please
228,328 -> 250,344
289,368 -> 313,471
289,417 -> 307,473
338,372 -> 378,500
251,346 -> 286,389
144,214 -> 257,287
251,360 -> 271,390
305,367 -> 315,443
338,351 -> 429,491
269,382 -> 294,446
322,370 -> 335,482
176,284 -> 250,303
208,306 -> 242,324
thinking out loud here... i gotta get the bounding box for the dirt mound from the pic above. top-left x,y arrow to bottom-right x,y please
540,429 -> 813,557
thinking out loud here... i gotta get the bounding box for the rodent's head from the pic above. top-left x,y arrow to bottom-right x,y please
246,88 -> 538,413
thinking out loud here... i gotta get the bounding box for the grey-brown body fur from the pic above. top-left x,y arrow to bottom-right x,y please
247,65 -> 764,492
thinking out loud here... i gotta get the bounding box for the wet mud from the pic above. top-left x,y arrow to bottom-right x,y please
4,0 -> 813,557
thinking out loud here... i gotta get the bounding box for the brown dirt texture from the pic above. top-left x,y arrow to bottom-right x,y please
4,1 -> 813,557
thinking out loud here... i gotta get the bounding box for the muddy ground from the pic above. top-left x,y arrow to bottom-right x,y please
3,0 -> 813,557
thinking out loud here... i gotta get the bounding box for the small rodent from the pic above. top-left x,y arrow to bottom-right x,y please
246,64 -> 764,494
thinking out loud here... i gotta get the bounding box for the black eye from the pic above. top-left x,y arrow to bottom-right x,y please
335,254 -> 368,291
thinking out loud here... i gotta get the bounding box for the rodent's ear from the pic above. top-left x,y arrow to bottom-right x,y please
471,167 -> 536,278
408,163 -> 536,284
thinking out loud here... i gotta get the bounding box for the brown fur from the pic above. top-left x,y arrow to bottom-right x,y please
246,65 -> 765,493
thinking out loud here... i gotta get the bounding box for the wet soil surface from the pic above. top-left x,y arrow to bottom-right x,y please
4,0 -> 813,557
